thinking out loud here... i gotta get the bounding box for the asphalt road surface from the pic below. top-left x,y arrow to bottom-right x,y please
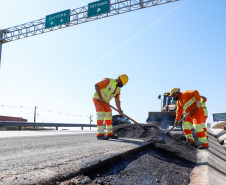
0,130 -> 150,184
60,124 -> 198,185
1,125 -> 200,185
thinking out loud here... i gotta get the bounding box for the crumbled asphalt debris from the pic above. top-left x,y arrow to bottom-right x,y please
60,124 -> 198,185
59,174 -> 92,185
85,142 -> 196,185
113,124 -> 198,163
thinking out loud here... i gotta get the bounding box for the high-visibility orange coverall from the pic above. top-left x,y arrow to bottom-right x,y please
93,78 -> 120,137
176,90 -> 208,147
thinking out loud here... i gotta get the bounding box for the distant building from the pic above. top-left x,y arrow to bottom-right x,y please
0,115 -> 27,122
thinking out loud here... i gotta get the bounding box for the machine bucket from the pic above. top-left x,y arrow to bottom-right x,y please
146,112 -> 176,129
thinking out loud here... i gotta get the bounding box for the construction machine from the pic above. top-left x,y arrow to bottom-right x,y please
146,92 -> 178,129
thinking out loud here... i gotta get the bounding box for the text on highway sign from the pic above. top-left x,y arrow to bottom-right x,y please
213,113 -> 226,122
88,0 -> 110,17
45,9 -> 70,29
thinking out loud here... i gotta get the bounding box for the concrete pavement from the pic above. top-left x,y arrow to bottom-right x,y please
190,129 -> 226,185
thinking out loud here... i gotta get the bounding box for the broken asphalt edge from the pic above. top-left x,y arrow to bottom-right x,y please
38,140 -> 196,185
37,141 -> 152,185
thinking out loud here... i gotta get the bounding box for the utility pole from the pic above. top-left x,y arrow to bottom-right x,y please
33,106 -> 37,130
89,115 -> 93,130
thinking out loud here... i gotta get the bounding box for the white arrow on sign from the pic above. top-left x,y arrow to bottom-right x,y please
50,22 -> 53,25
60,19 -> 64,22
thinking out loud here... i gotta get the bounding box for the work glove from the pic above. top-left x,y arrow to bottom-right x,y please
118,109 -> 123,115
174,120 -> 179,127
196,101 -> 201,108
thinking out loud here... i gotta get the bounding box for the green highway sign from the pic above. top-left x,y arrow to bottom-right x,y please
213,113 -> 226,122
88,0 -> 110,17
45,9 -> 70,29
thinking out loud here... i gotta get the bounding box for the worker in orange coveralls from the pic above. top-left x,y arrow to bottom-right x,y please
169,88 -> 209,149
93,74 -> 128,140
200,96 -> 208,139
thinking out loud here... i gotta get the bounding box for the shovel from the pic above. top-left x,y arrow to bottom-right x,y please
165,107 -> 198,135
101,100 -> 146,130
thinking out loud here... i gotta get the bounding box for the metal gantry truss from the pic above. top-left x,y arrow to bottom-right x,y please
0,0 -> 179,44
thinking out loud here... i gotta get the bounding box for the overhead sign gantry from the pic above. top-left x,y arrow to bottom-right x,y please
0,0 -> 180,65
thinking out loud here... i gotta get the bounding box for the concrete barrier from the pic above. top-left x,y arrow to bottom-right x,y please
190,129 -> 226,185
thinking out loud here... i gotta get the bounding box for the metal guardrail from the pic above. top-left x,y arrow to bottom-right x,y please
0,121 -> 97,130
217,130 -> 226,138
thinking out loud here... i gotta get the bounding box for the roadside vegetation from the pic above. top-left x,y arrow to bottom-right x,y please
213,122 -> 226,129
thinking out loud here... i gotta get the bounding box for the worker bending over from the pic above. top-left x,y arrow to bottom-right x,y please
93,74 -> 128,140
200,96 -> 208,139
169,88 -> 209,149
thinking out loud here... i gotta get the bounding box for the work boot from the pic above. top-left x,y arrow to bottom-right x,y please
198,145 -> 209,150
107,134 -> 119,139
97,135 -> 109,140
219,140 -> 224,145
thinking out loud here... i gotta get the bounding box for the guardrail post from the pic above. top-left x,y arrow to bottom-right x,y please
56,126 -> 58,130
33,106 -> 37,130
81,127 -> 83,130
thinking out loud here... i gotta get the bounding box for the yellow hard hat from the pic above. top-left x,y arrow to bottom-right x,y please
169,88 -> 180,96
119,74 -> 128,85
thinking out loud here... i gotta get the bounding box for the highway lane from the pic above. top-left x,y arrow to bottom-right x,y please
0,130 -> 149,185
2,128 -> 224,185
0,129 -> 97,138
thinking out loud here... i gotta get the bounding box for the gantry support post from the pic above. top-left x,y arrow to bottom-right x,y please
139,0 -> 144,8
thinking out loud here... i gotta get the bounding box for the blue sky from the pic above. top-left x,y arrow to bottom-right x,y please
0,0 -> 225,127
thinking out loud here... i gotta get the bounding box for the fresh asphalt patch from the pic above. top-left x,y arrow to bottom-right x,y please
59,124 -> 198,185
114,124 -> 198,163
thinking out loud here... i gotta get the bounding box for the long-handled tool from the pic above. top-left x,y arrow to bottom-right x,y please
165,107 -> 198,135
101,101 -> 146,130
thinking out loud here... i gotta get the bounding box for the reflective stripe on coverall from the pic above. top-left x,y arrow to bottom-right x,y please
93,98 -> 113,136
183,113 -> 208,146
94,78 -> 120,103
93,78 -> 120,137
201,98 -> 208,137
176,90 -> 208,147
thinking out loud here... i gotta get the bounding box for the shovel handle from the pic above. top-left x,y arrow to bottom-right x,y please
100,100 -> 143,127
166,107 -> 198,134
